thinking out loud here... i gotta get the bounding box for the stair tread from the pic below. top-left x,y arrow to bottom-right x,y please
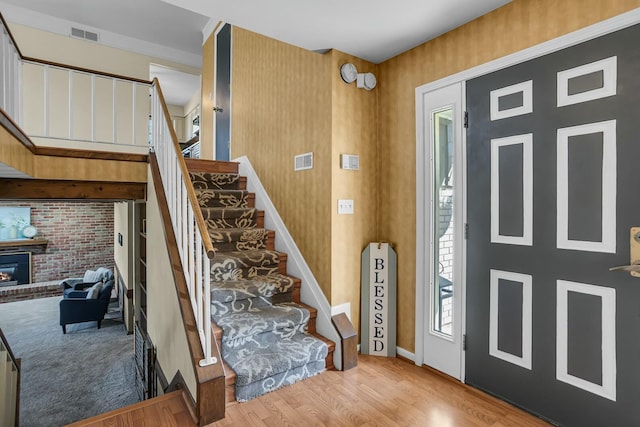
208,228 -> 272,242
214,302 -> 312,343
224,331 -> 329,386
185,158 -> 238,174
212,273 -> 299,301
211,249 -> 284,280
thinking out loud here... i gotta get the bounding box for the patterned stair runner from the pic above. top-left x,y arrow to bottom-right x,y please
189,169 -> 330,402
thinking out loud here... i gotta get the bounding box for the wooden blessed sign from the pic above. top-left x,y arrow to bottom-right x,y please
361,242 -> 397,357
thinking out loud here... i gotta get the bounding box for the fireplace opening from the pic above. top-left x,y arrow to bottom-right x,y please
0,263 -> 18,286
0,253 -> 31,287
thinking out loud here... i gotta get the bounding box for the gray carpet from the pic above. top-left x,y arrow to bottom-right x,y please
0,296 -> 139,426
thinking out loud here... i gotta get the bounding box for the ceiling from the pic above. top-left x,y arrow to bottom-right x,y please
0,0 -> 513,107
0,0 -> 209,57
150,65 -> 201,107
0,0 -> 512,66
163,0 -> 512,64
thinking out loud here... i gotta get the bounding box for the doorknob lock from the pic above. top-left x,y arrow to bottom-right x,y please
213,106 -> 224,113
610,227 -> 640,277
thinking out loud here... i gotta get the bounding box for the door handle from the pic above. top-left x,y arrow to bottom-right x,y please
213,106 -> 224,113
610,227 -> 640,277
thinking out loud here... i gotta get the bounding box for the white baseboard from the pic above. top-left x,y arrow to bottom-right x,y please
396,346 -> 416,363
331,302 -> 351,321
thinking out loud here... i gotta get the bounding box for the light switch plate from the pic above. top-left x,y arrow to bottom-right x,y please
338,199 -> 354,214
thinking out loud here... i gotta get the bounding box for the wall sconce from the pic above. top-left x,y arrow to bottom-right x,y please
340,63 -> 376,91
340,63 -> 358,83
357,72 -> 376,91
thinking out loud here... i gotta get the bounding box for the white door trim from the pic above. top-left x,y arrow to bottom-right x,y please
213,23 -> 233,161
416,82 -> 466,380
414,8 -> 640,373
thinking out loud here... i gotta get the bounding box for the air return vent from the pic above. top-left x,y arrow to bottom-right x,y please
294,152 -> 313,171
71,27 -> 99,42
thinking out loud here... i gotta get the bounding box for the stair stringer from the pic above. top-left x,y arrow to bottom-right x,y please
235,156 -> 343,370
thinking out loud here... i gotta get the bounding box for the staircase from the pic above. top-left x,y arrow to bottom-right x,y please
186,159 -> 334,403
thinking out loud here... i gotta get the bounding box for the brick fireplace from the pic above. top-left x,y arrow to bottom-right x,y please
0,201 -> 114,283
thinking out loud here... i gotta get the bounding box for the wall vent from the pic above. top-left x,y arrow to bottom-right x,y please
71,27 -> 99,42
294,152 -> 313,171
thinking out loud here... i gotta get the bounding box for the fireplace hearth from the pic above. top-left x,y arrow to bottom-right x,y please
0,253 -> 31,287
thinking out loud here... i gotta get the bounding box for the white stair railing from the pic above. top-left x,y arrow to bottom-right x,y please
150,79 -> 217,367
0,14 -> 22,126
0,330 -> 20,427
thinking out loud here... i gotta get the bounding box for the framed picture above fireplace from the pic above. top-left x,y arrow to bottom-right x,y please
0,207 -> 31,241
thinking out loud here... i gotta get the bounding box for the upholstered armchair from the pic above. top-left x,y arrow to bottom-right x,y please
60,267 -> 114,298
59,281 -> 114,333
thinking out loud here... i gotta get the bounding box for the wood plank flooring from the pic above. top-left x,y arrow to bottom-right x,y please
67,356 -> 551,426
66,390 -> 196,427
210,355 -> 550,427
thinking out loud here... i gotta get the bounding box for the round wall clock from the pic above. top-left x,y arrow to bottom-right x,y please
22,225 -> 37,238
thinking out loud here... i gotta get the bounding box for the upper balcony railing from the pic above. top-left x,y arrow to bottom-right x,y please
0,14 -> 151,152
22,59 -> 151,149
0,14 -> 22,125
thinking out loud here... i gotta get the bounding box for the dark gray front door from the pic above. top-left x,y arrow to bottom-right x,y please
215,23 -> 231,161
466,24 -> 640,426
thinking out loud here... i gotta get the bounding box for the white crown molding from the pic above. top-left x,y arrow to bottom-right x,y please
202,17 -> 220,45
0,2 -> 202,68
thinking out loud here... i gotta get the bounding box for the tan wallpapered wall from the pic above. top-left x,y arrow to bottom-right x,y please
230,27 -> 334,300
377,0 -> 640,352
329,50 -> 378,333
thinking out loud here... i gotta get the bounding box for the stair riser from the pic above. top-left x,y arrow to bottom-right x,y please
191,174 -> 247,191
201,208 -> 263,228
197,191 -> 254,209
203,210 -> 263,229
210,231 -> 275,253
210,255 -> 287,281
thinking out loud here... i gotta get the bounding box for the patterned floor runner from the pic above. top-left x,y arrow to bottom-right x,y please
190,169 -> 329,402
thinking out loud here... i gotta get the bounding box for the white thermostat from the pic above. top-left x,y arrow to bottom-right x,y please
341,154 -> 360,171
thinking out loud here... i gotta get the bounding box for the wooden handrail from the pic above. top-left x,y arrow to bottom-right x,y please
23,57 -> 152,85
0,108 -> 149,163
152,78 -> 216,259
0,108 -> 35,151
149,153 -> 225,423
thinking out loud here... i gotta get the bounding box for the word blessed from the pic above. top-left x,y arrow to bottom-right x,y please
371,257 -> 387,353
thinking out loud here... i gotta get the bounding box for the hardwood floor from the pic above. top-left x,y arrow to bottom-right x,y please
210,355 -> 550,427
68,356 -> 551,426
66,390 -> 197,427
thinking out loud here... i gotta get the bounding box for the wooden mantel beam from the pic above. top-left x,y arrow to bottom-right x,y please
0,179 -> 145,200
